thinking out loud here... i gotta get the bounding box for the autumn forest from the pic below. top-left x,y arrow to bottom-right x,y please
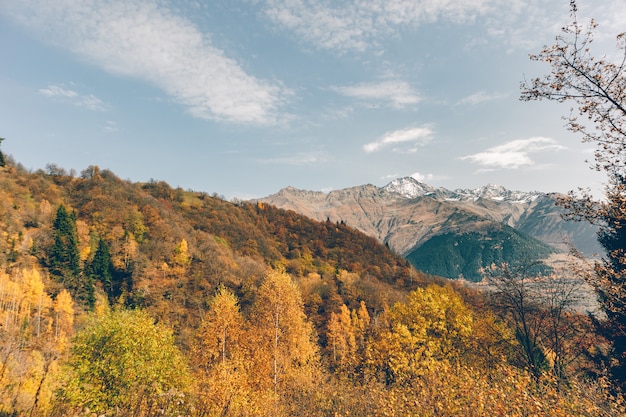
3,3 -> 626,412
0,151 -> 623,417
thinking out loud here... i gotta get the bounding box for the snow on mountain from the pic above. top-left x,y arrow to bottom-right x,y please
258,177 -> 601,258
383,177 -> 540,204
383,177 -> 436,198
453,184 -> 542,203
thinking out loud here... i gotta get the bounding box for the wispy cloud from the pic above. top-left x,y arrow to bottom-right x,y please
262,0 -> 505,52
364,126 -> 433,153
103,121 -> 119,132
262,0 -> 626,54
382,173 -> 399,180
331,80 -> 420,108
259,151 -> 328,165
381,172 -> 439,183
596,1 -> 626,40
411,172 -> 436,183
461,137 -> 565,171
6,0 -> 289,125
456,91 -> 508,106
39,84 -> 108,111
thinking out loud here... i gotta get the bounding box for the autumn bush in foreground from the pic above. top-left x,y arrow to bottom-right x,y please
54,310 -> 190,416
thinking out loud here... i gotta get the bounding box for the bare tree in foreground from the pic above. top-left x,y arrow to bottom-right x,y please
521,0 -> 626,389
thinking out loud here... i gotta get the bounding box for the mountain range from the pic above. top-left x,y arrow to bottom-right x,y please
257,177 -> 601,280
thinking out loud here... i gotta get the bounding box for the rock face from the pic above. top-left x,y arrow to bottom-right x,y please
257,177 -> 600,263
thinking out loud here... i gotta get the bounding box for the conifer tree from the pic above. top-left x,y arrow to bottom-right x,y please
49,205 -> 93,307
0,136 -> 5,167
49,205 -> 80,277
87,239 -> 113,299
590,175 -> 626,384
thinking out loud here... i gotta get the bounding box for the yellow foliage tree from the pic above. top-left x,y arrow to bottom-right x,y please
352,300 -> 370,358
53,289 -> 74,347
57,309 -> 190,416
369,284 -> 473,384
327,305 -> 357,375
0,268 -> 72,416
250,268 -> 319,397
193,285 -> 252,416
173,238 -> 191,269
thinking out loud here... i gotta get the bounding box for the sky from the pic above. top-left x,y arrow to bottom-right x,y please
1,0 -> 624,200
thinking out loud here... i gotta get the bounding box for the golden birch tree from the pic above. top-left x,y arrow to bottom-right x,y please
250,268 -> 319,397
193,285 -> 251,416
327,304 -> 357,376
369,285 -> 473,385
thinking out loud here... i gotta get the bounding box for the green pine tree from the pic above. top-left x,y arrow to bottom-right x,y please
49,205 -> 80,276
49,205 -> 94,307
0,136 -> 6,167
593,174 -> 626,387
88,239 -> 114,298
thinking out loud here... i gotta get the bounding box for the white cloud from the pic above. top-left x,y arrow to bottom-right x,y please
259,151 -> 328,165
364,126 -> 433,153
104,121 -> 119,132
261,0 -> 625,54
6,0 -> 289,125
382,173 -> 400,180
579,1 -> 626,42
456,91 -> 508,106
460,137 -> 565,171
262,0 -> 505,52
331,80 -> 420,108
39,84 -> 108,111
39,85 -> 78,99
411,172 -> 436,182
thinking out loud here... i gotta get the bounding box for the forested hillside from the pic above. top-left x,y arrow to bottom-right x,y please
407,226 -> 556,281
0,160 -> 623,416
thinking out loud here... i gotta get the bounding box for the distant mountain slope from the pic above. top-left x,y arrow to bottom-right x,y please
257,177 -> 600,279
406,226 -> 556,281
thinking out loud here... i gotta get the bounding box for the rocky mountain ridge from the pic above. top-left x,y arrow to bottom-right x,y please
258,177 -> 600,262
383,177 -> 543,203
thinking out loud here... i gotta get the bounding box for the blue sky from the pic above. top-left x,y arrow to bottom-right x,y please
1,0 -> 623,199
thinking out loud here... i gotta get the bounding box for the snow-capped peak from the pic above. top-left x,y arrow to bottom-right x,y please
383,178 -> 541,203
454,184 -> 540,203
471,184 -> 509,200
383,177 -> 435,198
